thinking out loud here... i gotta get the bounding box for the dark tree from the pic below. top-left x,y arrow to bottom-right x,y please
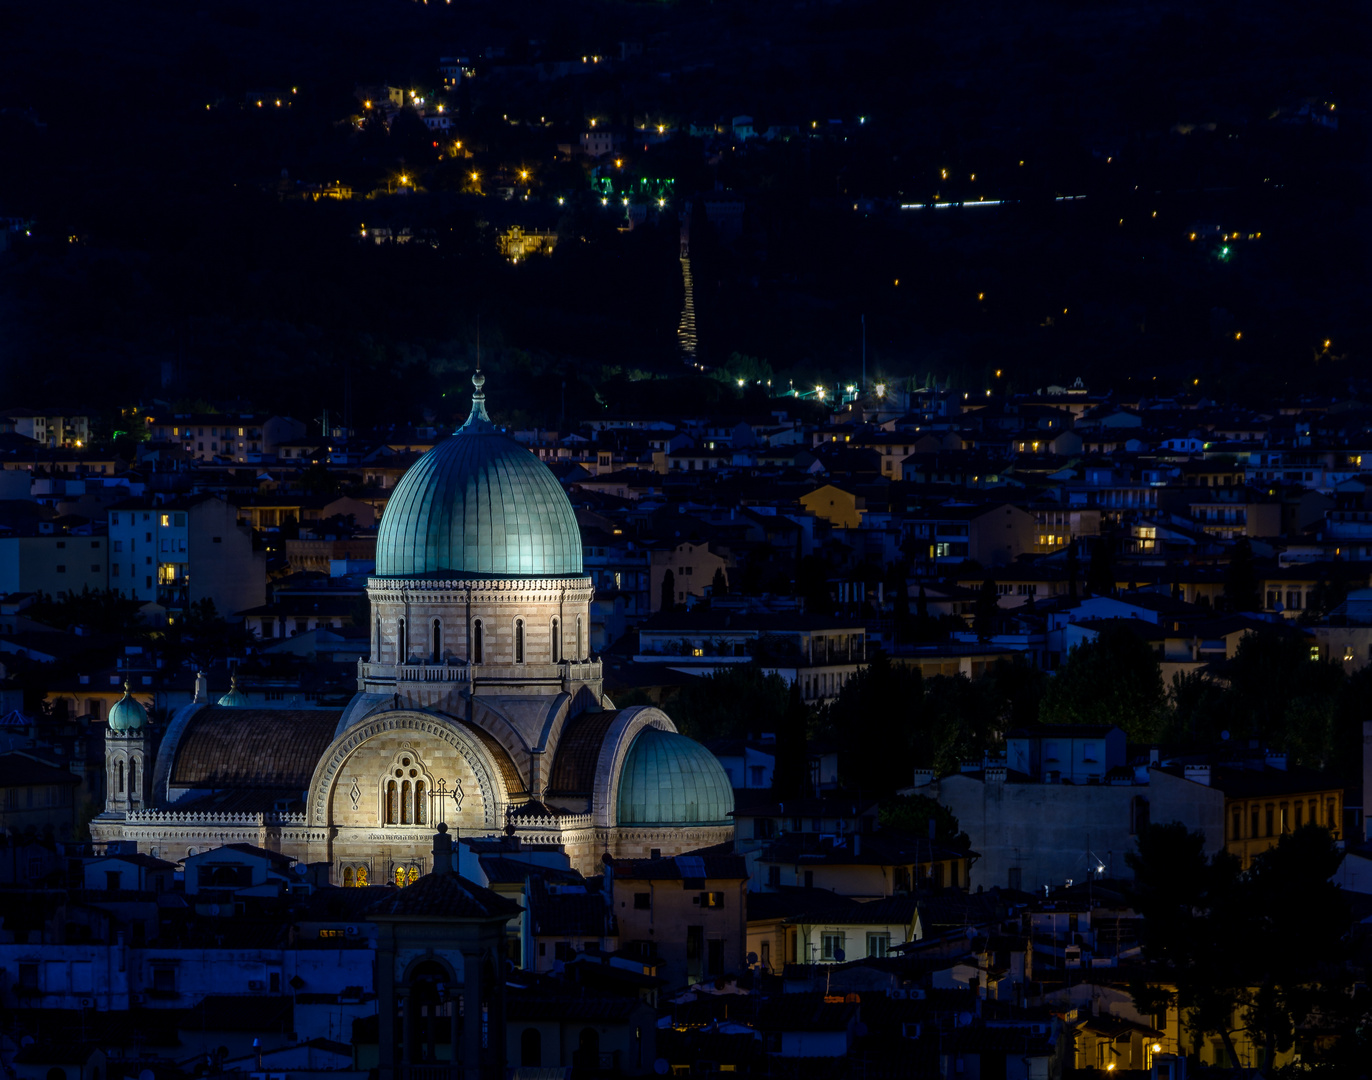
771,680 -> 812,799
878,794 -> 972,853
668,664 -> 789,743
1039,622 -> 1167,741
1223,630 -> 1344,764
659,568 -> 676,612
1127,823 -> 1251,1071
1066,538 -> 1080,600
1223,536 -> 1259,611
1086,535 -> 1114,596
1245,826 -> 1350,1069
711,565 -> 729,598
973,577 -> 998,642
891,573 -> 912,644
821,652 -> 925,793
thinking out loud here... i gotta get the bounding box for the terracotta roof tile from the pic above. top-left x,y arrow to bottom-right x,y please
171,708 -> 341,789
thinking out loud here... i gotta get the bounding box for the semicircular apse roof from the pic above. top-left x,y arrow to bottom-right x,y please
615,726 -> 734,827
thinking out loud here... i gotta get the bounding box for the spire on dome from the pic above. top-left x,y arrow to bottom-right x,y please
458,362 -> 496,433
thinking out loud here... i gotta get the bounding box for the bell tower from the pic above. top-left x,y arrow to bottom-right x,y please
104,682 -> 151,815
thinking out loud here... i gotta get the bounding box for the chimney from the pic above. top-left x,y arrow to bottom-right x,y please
1183,764 -> 1211,787
432,822 -> 454,874
193,671 -> 208,703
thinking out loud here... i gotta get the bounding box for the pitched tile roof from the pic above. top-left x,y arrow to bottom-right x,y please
366,872 -> 522,921
170,707 -> 341,789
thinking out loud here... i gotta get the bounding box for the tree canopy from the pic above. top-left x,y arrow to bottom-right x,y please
1039,622 -> 1168,741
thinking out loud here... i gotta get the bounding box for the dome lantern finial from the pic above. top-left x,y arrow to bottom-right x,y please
458,363 -> 495,433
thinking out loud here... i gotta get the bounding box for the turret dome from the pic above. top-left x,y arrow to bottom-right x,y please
374,371 -> 583,580
108,683 -> 148,733
217,675 -> 250,708
615,726 -> 734,826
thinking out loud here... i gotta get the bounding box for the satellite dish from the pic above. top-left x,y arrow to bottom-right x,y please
746,952 -> 758,966
834,947 -> 845,962
654,1060 -> 670,1076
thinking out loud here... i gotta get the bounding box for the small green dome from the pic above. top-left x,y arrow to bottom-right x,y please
108,683 -> 148,733
217,675 -> 250,708
616,727 -> 734,826
374,372 -> 583,580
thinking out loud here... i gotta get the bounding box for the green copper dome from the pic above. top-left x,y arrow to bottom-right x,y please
108,683 -> 148,733
616,727 -> 734,826
217,675 -> 250,708
374,372 -> 583,579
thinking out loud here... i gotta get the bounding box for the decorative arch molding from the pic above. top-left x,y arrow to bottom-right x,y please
399,951 -> 462,985
467,698 -> 543,786
307,710 -> 507,830
589,706 -> 678,829
150,703 -> 210,804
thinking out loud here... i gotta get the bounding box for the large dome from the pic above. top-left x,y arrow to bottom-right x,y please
375,373 -> 583,579
616,726 -> 735,826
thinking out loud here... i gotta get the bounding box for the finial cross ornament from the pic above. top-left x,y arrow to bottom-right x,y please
428,776 -> 464,824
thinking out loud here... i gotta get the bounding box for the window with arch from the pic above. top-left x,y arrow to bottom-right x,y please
340,863 -> 370,887
397,617 -> 408,663
521,1028 -> 542,1068
116,759 -> 125,794
576,616 -> 583,660
394,864 -> 420,887
473,619 -> 484,664
375,615 -> 381,656
551,617 -> 561,663
515,619 -> 525,664
128,758 -> 137,797
432,618 -> 442,661
381,751 -> 434,826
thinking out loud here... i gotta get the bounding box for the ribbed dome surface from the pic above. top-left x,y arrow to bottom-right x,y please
108,686 -> 148,733
375,380 -> 583,579
217,682 -> 250,707
616,727 -> 734,826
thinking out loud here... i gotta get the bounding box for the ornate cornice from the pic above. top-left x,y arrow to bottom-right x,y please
367,576 -> 594,606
